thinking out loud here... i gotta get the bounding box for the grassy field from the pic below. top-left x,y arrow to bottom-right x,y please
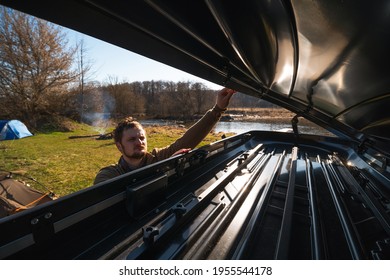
0,122 -> 229,197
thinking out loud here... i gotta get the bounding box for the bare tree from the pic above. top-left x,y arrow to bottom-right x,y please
0,7 -> 78,127
175,81 -> 196,117
76,38 -> 94,123
191,82 -> 209,114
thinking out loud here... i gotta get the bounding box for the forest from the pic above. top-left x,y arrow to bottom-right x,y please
68,80 -> 276,125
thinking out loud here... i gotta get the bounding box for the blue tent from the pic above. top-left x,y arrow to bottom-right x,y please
0,120 -> 33,140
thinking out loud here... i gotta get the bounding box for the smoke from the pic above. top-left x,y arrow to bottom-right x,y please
81,89 -> 116,134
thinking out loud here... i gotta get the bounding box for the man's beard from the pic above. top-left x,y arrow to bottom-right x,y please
123,147 -> 146,160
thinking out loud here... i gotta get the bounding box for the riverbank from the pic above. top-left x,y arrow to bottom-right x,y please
141,106 -> 330,136
226,107 -> 296,121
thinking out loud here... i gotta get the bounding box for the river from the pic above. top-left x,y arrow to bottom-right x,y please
141,119 -> 332,136
215,121 -> 292,134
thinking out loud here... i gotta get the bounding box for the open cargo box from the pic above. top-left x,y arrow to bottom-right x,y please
1,0 -> 390,259
1,131 -> 389,259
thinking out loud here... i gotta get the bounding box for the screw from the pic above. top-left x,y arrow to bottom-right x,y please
44,212 -> 52,219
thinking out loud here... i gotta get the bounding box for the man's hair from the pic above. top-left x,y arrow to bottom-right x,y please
113,117 -> 144,143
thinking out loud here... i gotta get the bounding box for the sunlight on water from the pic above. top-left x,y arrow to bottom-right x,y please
214,121 -> 290,134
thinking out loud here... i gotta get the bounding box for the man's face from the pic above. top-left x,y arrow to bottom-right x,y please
116,127 -> 147,160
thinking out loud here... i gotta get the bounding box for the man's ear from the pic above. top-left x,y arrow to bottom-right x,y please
115,142 -> 123,153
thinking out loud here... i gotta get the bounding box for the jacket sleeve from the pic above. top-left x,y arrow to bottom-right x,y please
152,105 -> 225,161
93,165 -> 122,185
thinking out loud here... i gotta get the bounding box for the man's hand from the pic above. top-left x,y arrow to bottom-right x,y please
216,88 -> 237,110
172,148 -> 191,157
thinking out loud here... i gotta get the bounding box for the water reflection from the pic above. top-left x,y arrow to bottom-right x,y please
215,121 -> 290,134
215,121 -> 331,135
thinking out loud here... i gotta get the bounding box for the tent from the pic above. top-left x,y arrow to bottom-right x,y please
0,120 -> 33,140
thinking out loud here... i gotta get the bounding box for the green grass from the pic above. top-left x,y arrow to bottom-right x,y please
0,122 -> 228,197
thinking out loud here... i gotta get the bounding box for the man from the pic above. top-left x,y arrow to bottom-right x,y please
94,87 -> 236,184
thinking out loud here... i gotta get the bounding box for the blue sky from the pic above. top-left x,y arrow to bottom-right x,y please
67,29 -> 221,89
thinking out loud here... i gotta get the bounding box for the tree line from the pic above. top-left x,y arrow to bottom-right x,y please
67,79 -> 274,125
0,6 -> 275,130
